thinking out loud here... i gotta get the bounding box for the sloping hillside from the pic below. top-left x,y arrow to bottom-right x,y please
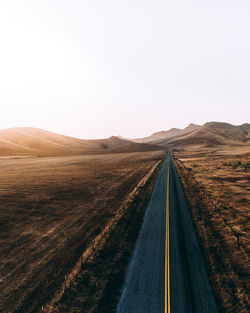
98,136 -> 161,153
138,122 -> 249,150
168,122 -> 250,148
0,128 -> 161,157
2,122 -> 248,156
133,123 -> 201,144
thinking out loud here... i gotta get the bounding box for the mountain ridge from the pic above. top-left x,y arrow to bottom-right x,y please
164,122 -> 250,148
133,123 -> 201,144
1,122 -> 249,156
0,127 -> 161,157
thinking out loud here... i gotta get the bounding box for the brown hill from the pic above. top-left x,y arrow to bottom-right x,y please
133,123 -> 201,144
161,122 -> 250,148
0,128 -> 161,157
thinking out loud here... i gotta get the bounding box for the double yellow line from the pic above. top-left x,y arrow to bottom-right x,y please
165,164 -> 170,313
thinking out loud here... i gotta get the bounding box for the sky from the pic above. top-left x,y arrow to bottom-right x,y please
0,0 -> 249,139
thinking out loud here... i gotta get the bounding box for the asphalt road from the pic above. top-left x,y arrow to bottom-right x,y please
116,151 -> 218,313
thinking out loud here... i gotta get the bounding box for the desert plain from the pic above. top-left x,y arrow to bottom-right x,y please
0,122 -> 249,313
0,151 -> 164,312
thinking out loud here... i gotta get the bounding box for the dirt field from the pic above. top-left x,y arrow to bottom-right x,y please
173,145 -> 250,313
0,151 -> 165,313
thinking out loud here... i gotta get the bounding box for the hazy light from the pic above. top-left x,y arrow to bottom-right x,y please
0,0 -> 249,139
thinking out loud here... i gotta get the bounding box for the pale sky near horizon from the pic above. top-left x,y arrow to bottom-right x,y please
0,0 -> 249,139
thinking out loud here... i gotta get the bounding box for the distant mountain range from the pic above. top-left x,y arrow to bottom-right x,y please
0,127 -> 160,157
0,122 -> 249,157
133,123 -> 201,144
133,122 -> 250,148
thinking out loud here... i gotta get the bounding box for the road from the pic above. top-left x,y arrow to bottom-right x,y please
116,151 -> 218,313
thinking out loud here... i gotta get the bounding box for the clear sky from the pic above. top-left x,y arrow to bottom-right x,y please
0,0 -> 249,139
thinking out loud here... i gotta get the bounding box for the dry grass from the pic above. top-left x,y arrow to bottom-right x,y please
173,145 -> 250,313
0,151 -> 165,313
45,158 -> 164,313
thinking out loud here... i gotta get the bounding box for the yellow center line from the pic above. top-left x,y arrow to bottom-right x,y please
165,164 -> 170,313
